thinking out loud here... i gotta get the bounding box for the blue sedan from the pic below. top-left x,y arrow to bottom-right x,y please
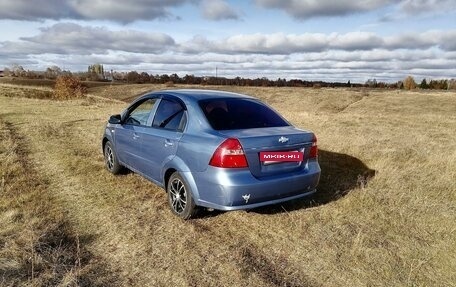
102,90 -> 320,219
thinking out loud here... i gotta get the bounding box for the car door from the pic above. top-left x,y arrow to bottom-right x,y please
115,98 -> 157,168
139,97 -> 187,182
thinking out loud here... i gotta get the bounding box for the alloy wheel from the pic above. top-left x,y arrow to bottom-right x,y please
105,145 -> 114,171
169,178 -> 187,214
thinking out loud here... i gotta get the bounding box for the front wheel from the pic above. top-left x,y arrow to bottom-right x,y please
104,141 -> 122,175
167,172 -> 197,219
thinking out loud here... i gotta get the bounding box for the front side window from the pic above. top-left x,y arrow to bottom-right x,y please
152,99 -> 186,131
199,98 -> 289,130
125,99 -> 157,126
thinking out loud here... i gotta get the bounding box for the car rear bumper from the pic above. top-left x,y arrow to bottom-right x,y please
189,161 -> 321,211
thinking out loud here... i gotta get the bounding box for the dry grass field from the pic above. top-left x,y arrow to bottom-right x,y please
0,83 -> 455,286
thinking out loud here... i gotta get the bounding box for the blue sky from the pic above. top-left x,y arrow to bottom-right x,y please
1,0 -> 456,82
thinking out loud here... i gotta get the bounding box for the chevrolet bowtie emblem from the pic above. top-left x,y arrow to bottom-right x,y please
242,194 -> 250,203
278,136 -> 289,143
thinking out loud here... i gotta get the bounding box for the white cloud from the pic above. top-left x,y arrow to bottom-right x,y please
179,33 -> 329,54
400,0 -> 456,14
0,0 -> 68,21
2,24 -> 456,82
384,30 -> 456,51
0,23 -> 175,56
179,30 -> 456,55
200,0 -> 240,20
0,0 -> 189,22
255,0 -> 456,20
328,32 -> 383,50
254,0 -> 392,19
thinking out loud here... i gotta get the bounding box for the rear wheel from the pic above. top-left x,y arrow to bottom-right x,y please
104,141 -> 122,174
167,172 -> 197,219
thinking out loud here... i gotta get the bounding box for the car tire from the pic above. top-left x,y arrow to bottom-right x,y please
167,172 -> 197,220
104,141 -> 122,175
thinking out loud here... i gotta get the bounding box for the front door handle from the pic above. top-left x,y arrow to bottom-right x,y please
133,133 -> 140,140
164,139 -> 174,147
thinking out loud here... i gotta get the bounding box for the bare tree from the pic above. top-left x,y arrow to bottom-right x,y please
44,66 -> 62,79
448,79 -> 456,90
403,76 -> 416,90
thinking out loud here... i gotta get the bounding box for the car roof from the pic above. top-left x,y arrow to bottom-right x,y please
149,89 -> 256,101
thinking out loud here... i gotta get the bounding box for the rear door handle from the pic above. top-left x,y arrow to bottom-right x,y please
164,139 -> 174,147
133,133 -> 140,140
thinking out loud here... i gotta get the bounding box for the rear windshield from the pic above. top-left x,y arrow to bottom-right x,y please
199,98 -> 289,130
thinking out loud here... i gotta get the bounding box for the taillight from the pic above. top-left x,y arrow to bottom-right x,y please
209,138 -> 248,168
309,134 -> 318,158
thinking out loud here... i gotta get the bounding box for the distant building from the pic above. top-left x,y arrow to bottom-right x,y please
88,63 -> 105,80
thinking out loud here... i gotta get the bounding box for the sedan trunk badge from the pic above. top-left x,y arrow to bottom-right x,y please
242,194 -> 250,203
278,136 -> 289,143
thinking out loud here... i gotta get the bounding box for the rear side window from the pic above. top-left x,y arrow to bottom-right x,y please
199,98 -> 289,130
152,99 -> 186,131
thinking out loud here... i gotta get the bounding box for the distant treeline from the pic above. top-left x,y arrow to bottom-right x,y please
113,71 -> 364,88
2,64 -> 455,90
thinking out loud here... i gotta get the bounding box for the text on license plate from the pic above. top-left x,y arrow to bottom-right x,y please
260,151 -> 304,164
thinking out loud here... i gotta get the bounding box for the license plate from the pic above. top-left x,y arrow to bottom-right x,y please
260,150 -> 304,165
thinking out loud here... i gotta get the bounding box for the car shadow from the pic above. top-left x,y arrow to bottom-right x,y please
246,149 -> 376,215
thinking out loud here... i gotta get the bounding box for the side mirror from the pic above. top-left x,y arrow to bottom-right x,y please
108,114 -> 122,124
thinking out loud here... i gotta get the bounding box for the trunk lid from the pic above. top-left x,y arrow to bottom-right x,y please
217,126 -> 315,178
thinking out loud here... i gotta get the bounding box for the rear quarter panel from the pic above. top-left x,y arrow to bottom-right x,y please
175,132 -> 223,172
